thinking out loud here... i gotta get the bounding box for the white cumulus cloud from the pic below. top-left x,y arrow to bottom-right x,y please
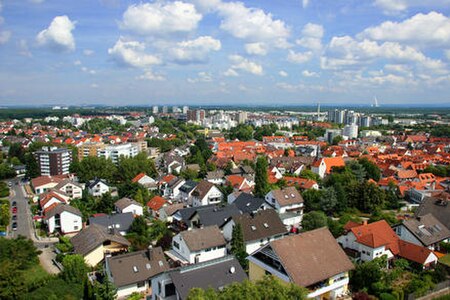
226,54 -> 263,76
244,42 -> 268,56
360,12 -> 450,48
108,38 -> 161,68
296,23 -> 324,52
187,71 -> 213,83
137,70 -> 165,81
169,36 -> 221,64
218,1 -> 290,48
279,70 -> 288,77
302,70 -> 319,77
287,50 -> 313,64
121,1 -> 202,36
36,15 -> 76,52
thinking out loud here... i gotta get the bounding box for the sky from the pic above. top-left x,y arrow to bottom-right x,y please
0,0 -> 450,106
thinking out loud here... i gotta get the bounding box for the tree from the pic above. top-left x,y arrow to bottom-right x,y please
319,187 -> 338,215
8,143 -> 25,163
301,211 -> 328,231
75,156 -> 117,183
347,161 -> 367,182
231,223 -> 248,271
302,188 -> 323,212
94,278 -> 117,300
117,153 -> 157,182
61,254 -> 89,284
0,163 -> 16,180
254,156 -> 269,198
24,153 -> 40,178
129,216 -> 148,236
358,158 -> 381,181
332,135 -> 343,145
351,257 -> 386,295
299,169 -> 320,181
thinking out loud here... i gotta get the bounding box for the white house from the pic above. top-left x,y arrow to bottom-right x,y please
132,173 -> 157,190
191,180 -> 223,207
170,225 -> 226,264
98,143 -> 138,164
265,186 -> 304,228
44,204 -> 82,234
54,180 -> 84,199
115,197 -> 144,216
311,157 -> 345,179
40,191 -> 68,211
222,209 -> 287,254
87,178 -> 114,197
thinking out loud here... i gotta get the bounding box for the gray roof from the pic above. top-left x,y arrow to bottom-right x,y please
270,186 -> 304,207
402,214 -> 450,246
206,170 -> 225,180
233,209 -> 287,243
53,179 -> 83,191
44,204 -> 82,220
88,212 -> 134,233
180,225 -> 226,251
115,197 -> 142,210
192,204 -> 241,228
233,193 -> 265,214
415,197 -> 450,229
192,180 -> 216,200
179,180 -> 198,193
71,224 -> 130,256
170,256 -> 247,300
87,178 -> 110,189
107,247 -> 169,287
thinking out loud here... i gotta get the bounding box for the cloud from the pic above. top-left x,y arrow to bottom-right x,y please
321,36 -> 445,71
137,70 -> 165,81
29,0 -> 45,3
218,1 -> 290,48
287,50 -> 313,64
227,54 -> 263,76
445,50 -> 450,61
121,2 -> 202,36
302,0 -> 310,8
36,15 -> 76,52
279,70 -> 288,77
244,42 -> 268,56
18,39 -> 32,57
360,12 -> 450,48
191,0 -> 221,12
302,70 -> 319,77
81,66 -> 96,75
108,37 -> 161,68
0,30 -> 10,44
373,0 -> 407,15
91,83 -> 99,88
296,23 -> 324,51
73,60 -> 81,66
187,71 -> 213,83
83,49 -> 94,56
168,36 -> 221,64
223,68 -> 238,77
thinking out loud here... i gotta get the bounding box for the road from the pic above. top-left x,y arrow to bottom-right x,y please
9,177 -> 33,239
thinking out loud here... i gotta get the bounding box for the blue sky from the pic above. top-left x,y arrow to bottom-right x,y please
0,0 -> 450,106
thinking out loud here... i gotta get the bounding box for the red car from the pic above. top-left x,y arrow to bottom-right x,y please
12,207 -> 17,214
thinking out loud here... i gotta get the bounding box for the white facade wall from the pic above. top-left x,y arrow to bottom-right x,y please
192,186 -> 223,207
88,182 -> 110,197
172,233 -> 226,264
120,204 -> 144,216
98,144 -> 138,164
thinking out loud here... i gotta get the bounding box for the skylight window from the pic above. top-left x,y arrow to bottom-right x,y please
263,223 -> 269,228
251,226 -> 257,231
133,266 -> 138,273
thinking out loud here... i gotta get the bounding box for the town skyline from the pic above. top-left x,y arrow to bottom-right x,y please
1,0 -> 450,106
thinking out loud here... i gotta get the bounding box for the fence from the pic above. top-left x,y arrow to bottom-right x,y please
407,280 -> 450,300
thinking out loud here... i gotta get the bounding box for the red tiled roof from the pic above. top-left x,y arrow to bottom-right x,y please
350,220 -> 399,255
147,196 -> 168,211
398,240 -> 435,265
132,172 -> 146,183
397,169 -> 418,179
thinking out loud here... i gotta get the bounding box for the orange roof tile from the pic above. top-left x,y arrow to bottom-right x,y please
146,196 -> 168,211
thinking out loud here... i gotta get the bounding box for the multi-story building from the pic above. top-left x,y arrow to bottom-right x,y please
128,138 -> 148,154
77,142 -> 105,161
98,143 -> 138,164
343,124 -> 358,139
162,106 -> 168,114
182,105 -> 189,114
187,109 -> 206,122
34,146 -> 72,176
237,111 -> 248,124
152,105 -> 158,114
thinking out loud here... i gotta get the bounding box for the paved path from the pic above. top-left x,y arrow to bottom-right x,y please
39,247 -> 60,274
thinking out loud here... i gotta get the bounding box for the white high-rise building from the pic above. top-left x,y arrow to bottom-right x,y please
237,111 -> 248,124
162,106 -> 168,114
152,106 -> 158,114
343,124 -> 358,139
182,106 -> 189,114
98,143 -> 138,164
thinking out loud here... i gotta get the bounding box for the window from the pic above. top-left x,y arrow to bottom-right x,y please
137,281 -> 145,288
74,226 -> 79,230
173,241 -> 180,249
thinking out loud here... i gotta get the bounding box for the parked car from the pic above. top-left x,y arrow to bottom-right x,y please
12,222 -> 17,231
12,215 -> 17,221
8,182 -> 12,187
12,207 -> 17,214
12,201 -> 17,207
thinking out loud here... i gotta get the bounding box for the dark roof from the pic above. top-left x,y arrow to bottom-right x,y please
266,227 -> 353,287
206,170 -> 225,180
233,193 -> 265,214
44,204 -> 82,220
88,212 -> 134,233
115,197 -> 142,210
415,197 -> 450,229
233,210 -> 287,243
170,256 -> 247,300
87,178 -> 110,189
71,224 -> 130,256
192,180 -> 216,199
53,179 -> 83,191
180,225 -> 226,251
179,180 -> 198,193
402,214 -> 450,246
107,247 -> 169,287
193,204 -> 241,228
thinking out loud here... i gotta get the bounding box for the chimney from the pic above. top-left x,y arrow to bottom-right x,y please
148,245 -> 153,259
362,220 -> 368,226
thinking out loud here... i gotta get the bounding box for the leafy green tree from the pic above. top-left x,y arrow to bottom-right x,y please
117,153 -> 157,182
24,152 -> 40,178
319,187 -> 338,215
347,181 -> 386,213
254,156 -> 269,198
61,254 -> 89,284
8,143 -> 25,163
231,223 -> 248,271
299,169 -> 320,181
301,211 -> 328,231
0,163 -> 16,180
358,158 -> 381,181
347,161 -> 367,182
332,135 -> 343,145
301,188 -> 323,212
129,216 -> 148,236
94,278 -> 117,300
95,192 -> 116,214
75,156 -> 117,183
350,257 -> 386,295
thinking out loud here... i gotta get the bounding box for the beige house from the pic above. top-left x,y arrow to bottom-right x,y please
71,224 -> 130,266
